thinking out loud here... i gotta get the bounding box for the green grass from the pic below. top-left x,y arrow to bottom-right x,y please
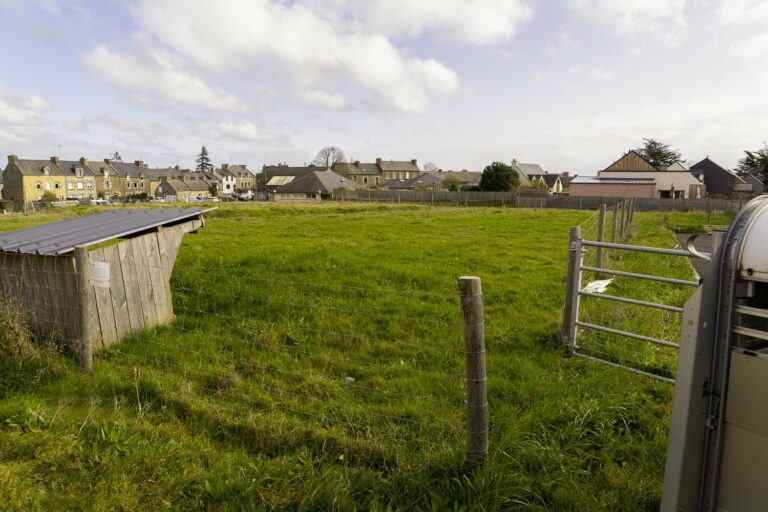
0,202 -> 724,510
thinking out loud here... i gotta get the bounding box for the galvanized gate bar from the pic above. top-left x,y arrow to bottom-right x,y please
580,266 -> 700,287
573,352 -> 676,384
575,321 -> 680,348
734,305 -> 768,319
579,290 -> 685,313
582,239 -> 707,258
733,325 -> 768,342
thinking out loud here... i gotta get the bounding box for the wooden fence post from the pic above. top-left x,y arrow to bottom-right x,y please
611,202 -> 618,243
459,276 -> 488,462
597,204 -> 606,275
75,246 -> 93,372
562,226 -> 581,351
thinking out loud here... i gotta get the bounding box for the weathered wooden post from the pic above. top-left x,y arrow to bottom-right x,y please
611,202 -> 619,243
459,276 -> 488,462
75,245 -> 93,372
562,226 -> 581,352
596,204 -> 606,276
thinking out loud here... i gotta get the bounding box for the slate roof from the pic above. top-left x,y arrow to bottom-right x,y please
144,167 -> 186,180
10,158 -> 65,176
57,160 -> 95,177
428,170 -> 482,184
161,178 -> 210,193
111,161 -> 149,178
517,163 -> 545,175
742,174 -> 764,194
85,160 -> 118,177
377,159 -> 420,172
0,208 -> 211,255
220,164 -> 253,177
333,162 -> 381,176
527,173 -> 560,188
276,171 -> 360,194
262,165 -> 327,180
690,157 -> 744,196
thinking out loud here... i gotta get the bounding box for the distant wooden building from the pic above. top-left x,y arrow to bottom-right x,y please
570,150 -> 703,198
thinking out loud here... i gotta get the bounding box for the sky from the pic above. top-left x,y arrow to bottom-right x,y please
0,0 -> 766,174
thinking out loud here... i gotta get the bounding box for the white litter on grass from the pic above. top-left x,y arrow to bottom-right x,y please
582,279 -> 613,294
344,376 -> 355,383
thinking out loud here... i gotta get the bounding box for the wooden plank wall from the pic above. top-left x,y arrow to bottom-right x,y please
86,219 -> 200,350
0,218 -> 201,351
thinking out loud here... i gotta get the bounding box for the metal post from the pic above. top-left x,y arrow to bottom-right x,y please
597,204 -> 606,277
619,200 -> 626,239
612,202 -> 618,243
562,226 -> 582,352
75,246 -> 93,372
459,276 -> 488,462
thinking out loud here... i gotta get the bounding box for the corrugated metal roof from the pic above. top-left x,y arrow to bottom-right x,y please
0,207 -> 214,255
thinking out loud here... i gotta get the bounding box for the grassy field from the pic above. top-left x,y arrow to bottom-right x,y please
0,203 -> 732,510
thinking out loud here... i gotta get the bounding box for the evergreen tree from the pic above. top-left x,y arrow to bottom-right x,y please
634,138 -> 682,168
112,152 -> 122,162
196,146 -> 213,173
736,143 -> 768,183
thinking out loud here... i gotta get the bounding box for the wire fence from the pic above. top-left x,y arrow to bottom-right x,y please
0,246 -> 473,463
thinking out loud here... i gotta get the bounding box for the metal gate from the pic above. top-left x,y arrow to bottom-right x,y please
562,225 -> 711,383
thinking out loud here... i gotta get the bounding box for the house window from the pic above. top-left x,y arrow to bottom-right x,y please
105,181 -> 111,189
75,168 -> 83,177
134,182 -> 138,189
46,183 -> 51,190
67,182 -> 74,190
352,176 -> 356,181
140,181 -> 144,189
54,182 -> 60,190
36,182 -> 42,190
77,182 -> 84,190
87,183 -> 93,190
375,177 -> 380,184
363,177 -> 368,184
43,167 -> 50,176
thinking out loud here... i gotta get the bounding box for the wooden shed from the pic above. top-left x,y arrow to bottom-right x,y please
0,208 -> 213,355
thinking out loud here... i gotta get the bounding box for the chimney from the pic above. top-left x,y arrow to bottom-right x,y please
354,160 -> 360,166
411,159 -> 417,165
8,155 -> 18,165
222,163 -> 229,170
376,157 -> 382,164
50,156 -> 60,164
79,157 -> 87,164
134,160 -> 144,167
104,158 -> 111,164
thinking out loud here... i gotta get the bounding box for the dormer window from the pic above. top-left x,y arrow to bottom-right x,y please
43,166 -> 50,176
75,168 -> 83,177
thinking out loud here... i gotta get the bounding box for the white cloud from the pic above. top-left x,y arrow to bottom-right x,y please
298,90 -> 348,109
0,89 -> 50,129
81,44 -> 244,111
730,33 -> 768,59
591,67 -> 614,80
127,0 -> 459,112
213,121 -> 263,141
567,0 -> 687,43
361,0 -> 534,45
718,0 -> 768,25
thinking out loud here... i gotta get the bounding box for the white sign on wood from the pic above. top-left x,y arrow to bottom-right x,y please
88,260 -> 110,288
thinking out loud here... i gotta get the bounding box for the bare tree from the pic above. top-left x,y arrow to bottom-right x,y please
313,146 -> 346,168
423,161 -> 438,172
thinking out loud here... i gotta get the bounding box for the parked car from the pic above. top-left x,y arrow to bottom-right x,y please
91,199 -> 112,205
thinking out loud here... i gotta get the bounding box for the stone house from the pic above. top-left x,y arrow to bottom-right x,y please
2,155 -> 68,210
155,175 -> 212,202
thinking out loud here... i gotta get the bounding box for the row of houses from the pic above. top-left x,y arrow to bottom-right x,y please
569,151 -> 763,199
0,156 -> 256,210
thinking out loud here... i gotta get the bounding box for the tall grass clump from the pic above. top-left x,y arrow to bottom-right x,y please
0,297 -> 68,396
